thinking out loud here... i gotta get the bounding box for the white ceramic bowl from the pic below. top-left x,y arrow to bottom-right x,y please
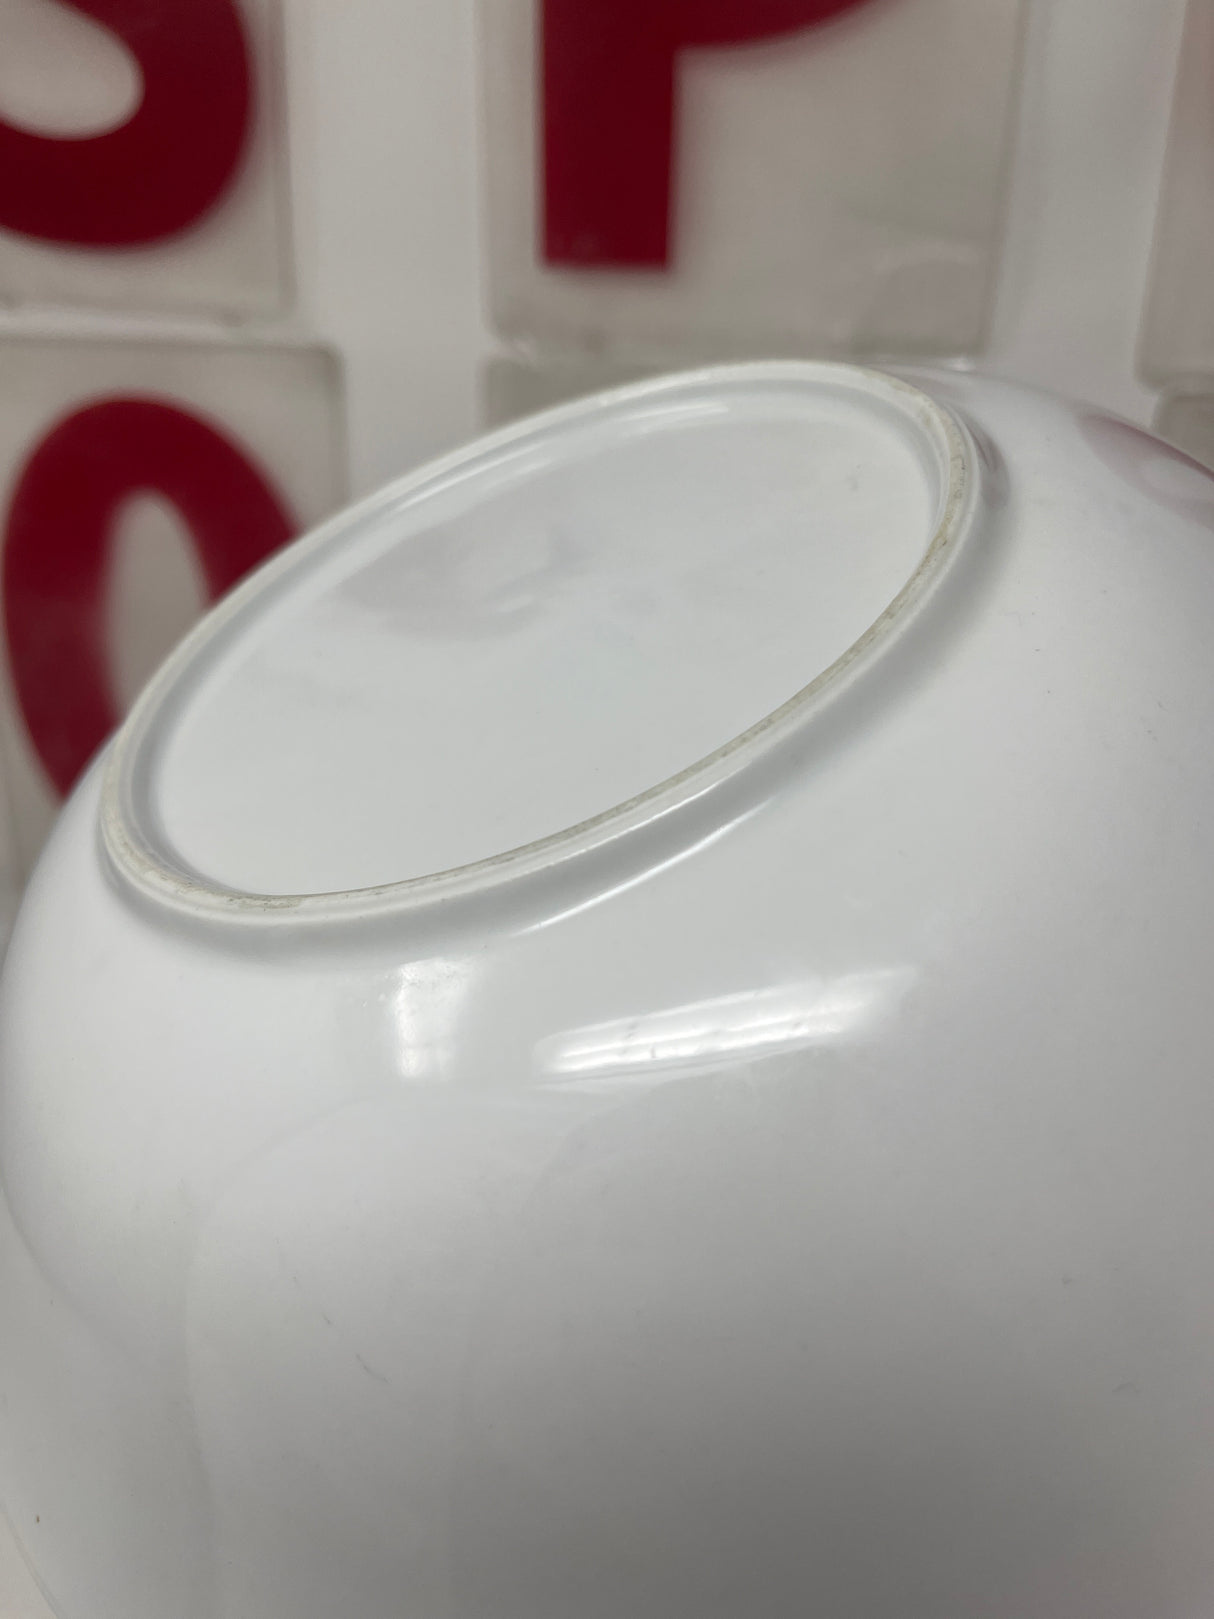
4,362 -> 1214,1619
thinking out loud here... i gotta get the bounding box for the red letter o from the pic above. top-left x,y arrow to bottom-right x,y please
3,398 -> 295,795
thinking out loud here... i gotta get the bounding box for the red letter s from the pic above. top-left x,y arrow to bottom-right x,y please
0,0 -> 252,246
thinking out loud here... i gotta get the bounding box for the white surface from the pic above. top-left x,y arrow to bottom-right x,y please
154,369 -> 944,894
0,1514 -> 51,1619
286,0 -> 491,491
7,366 -> 1214,1616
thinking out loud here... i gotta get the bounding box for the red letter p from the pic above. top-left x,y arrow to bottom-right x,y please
543,0 -> 876,268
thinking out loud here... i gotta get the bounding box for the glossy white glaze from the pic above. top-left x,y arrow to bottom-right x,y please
4,363 -> 1214,1618
146,369 -> 951,896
